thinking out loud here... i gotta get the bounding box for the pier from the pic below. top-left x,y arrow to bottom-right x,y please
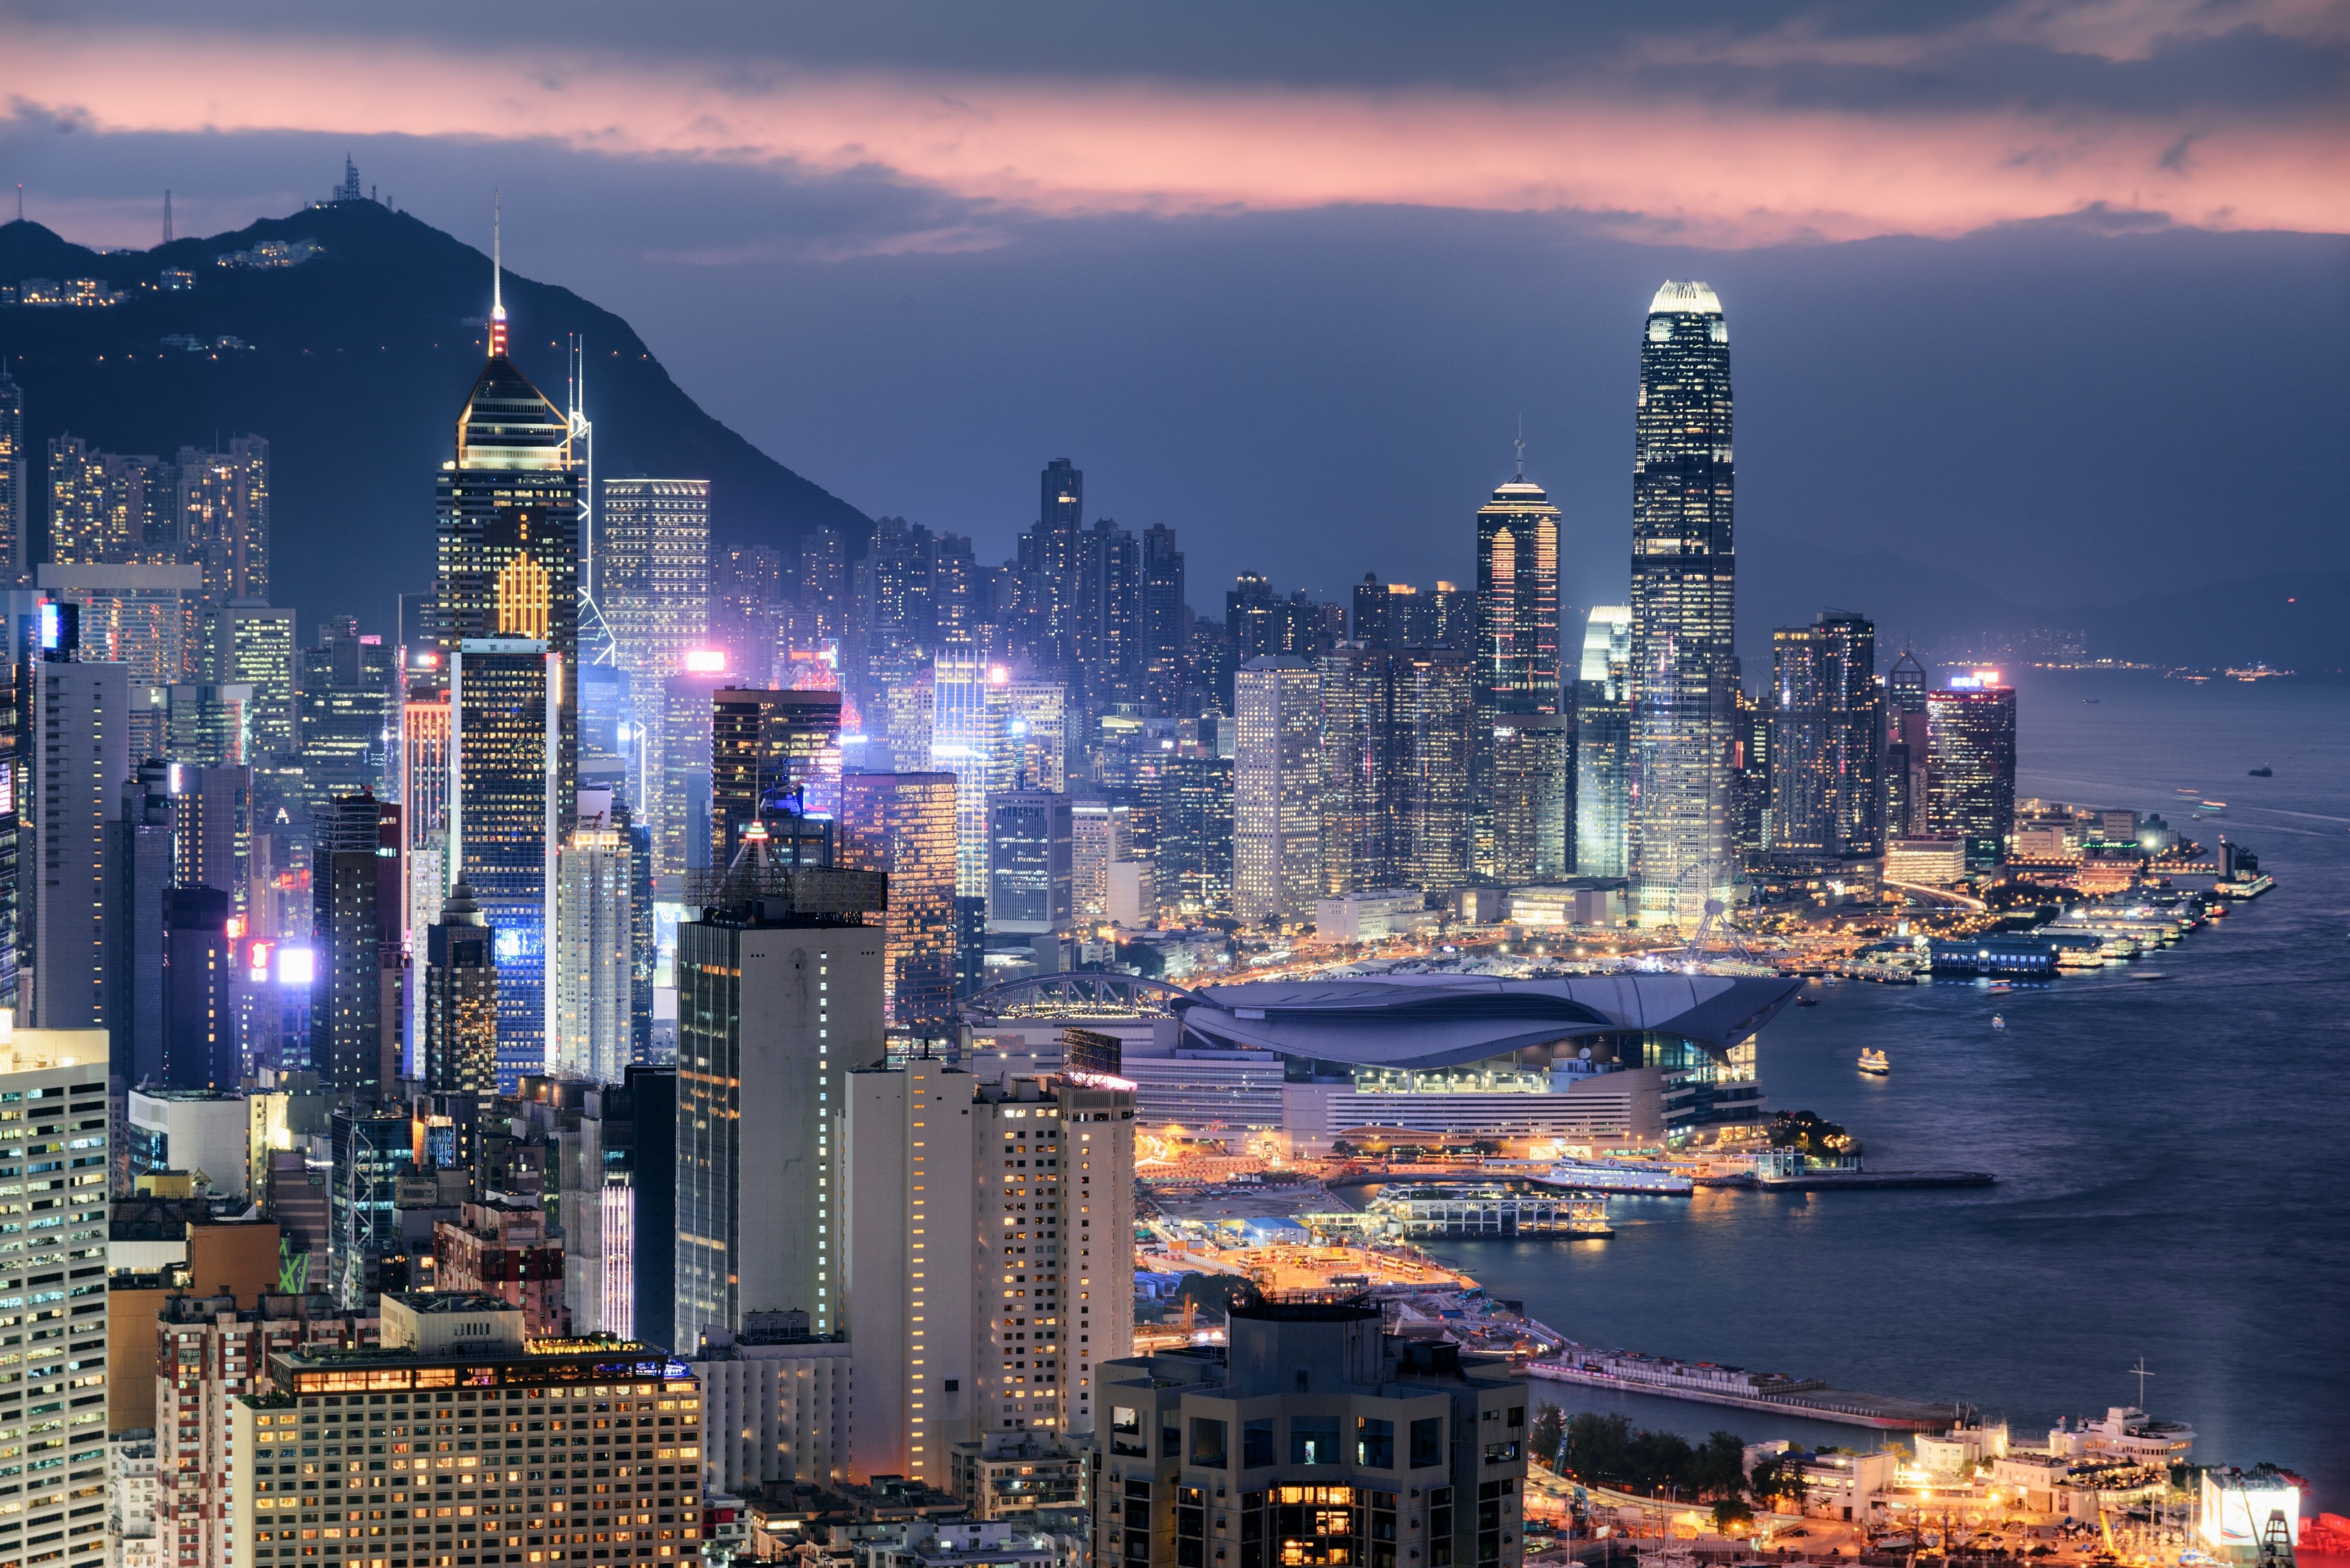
1526,1357 -> 1962,1431
1756,1169 -> 1995,1191
1369,1184 -> 1613,1237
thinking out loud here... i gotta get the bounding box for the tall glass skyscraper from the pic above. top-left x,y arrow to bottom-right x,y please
1473,470 -> 1563,880
1629,281 -> 1737,927
1764,610 -> 1883,861
1575,605 -> 1633,880
449,638 -> 560,1089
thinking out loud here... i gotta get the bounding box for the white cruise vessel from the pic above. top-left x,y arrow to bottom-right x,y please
1531,1157 -> 1695,1196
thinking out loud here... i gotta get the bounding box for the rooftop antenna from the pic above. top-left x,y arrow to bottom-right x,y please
2128,1357 -> 2154,1410
14,185 -> 21,224
488,192 -> 506,357
162,189 -> 173,246
1514,414 -> 1525,480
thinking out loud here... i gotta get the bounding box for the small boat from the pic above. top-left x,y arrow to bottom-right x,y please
2081,698 -> 2100,705
1857,1049 -> 1890,1076
1991,1014 -> 2007,1030
2249,767 -> 2273,777
1987,980 -> 2013,994
2175,787 -> 2201,795
1793,995 -> 1819,1007
2129,970 -> 2169,982
2201,800 -> 2228,810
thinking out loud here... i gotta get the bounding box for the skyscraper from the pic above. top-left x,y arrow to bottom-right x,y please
1927,672 -> 2017,870
1883,648 -> 1930,836
32,655 -> 130,1033
986,788 -> 1073,935
160,886 -> 236,1090
711,687 -> 844,865
421,880 -> 498,1103
114,761 -> 176,1086
674,905 -> 884,1349
432,249 -> 581,842
448,638 -> 560,1088
1629,281 -> 1737,927
930,647 -> 992,897
986,676 -> 1067,796
553,810 -> 634,1085
599,476 -> 710,688
310,790 -> 389,1096
1765,611 -> 1883,861
1155,753 -> 1234,917
839,771 -> 959,1029
0,368 -> 24,573
173,437 -> 270,604
215,601 -> 296,758
1316,645 -> 1399,895
1233,656 -> 1322,925
295,617 -> 397,815
1396,647 -> 1477,894
1031,459 -> 1085,664
1489,714 -> 1574,885
1574,605 -> 1633,880
1139,523 -> 1187,713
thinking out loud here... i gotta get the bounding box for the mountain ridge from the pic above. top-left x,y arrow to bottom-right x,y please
0,202 -> 869,637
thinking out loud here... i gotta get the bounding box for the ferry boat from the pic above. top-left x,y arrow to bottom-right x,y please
2174,787 -> 2201,795
1532,1157 -> 1695,1196
2249,767 -> 2273,777
1857,1049 -> 1890,1076
2200,800 -> 2228,811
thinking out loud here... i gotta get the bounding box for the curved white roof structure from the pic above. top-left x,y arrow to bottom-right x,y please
1648,280 -> 1723,316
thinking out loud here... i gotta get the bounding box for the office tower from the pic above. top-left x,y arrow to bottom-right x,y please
1092,1301 -> 1532,1568
433,266 -> 581,838
1574,606 -> 1633,879
0,631 -> 17,1013
1489,714 -> 1572,884
326,1102 -> 415,1306
115,760 -> 177,1085
988,789 -> 1073,935
422,881 -> 498,1102
310,789 -> 395,1097
840,771 -> 960,1029
1224,574 -> 1288,673
215,601 -> 296,757
844,1062 -> 1136,1481
792,528 -> 846,647
1400,581 -> 1471,652
161,886 -> 236,1088
297,618 -> 398,812
1395,648 -> 1476,894
711,687 -> 844,863
1070,799 -> 1131,923
987,677 -> 1067,799
1316,646 -> 1396,896
0,369 -> 21,572
434,1199 -> 570,1333
619,802 -> 655,1061
1629,281 -> 1737,927
1156,754 -> 1233,916
1233,656 -> 1321,925
1139,524 -> 1186,713
1926,672 -> 2017,870
150,1291 -> 374,1568
600,476 -> 710,687
1351,573 -> 1393,650
228,1294 -> 702,1568
32,656 -> 130,1030
36,562 -> 202,688
553,813 -> 634,1084
563,1073 -> 654,1338
173,437 -> 270,603
0,1039 -> 108,1568
692,1314 -> 852,1492
1731,683 -> 1767,867
931,647 -> 992,896
1884,648 -> 1931,836
653,659 -> 732,877
1473,466 -> 1563,880
674,904 -> 884,1349
614,1064 -> 678,1345
1076,518 -> 1140,707
449,639 -> 560,1088
164,682 -> 250,767
1764,611 -> 1883,861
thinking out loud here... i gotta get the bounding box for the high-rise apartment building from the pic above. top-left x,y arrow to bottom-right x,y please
1574,606 -> 1633,880
37,562 -> 203,691
228,1293 -> 704,1568
553,814 -> 634,1085
433,274 -> 581,840
1926,673 -> 2017,871
0,1035 -> 110,1568
1091,1301 -> 1530,1568
1031,460 -> 1085,666
845,1061 -> 1136,1483
710,687 -> 844,863
988,789 -> 1073,935
174,437 -> 271,604
1315,646 -> 1397,896
216,601 -> 296,757
449,639 -> 561,1088
1139,525 -> 1186,713
161,886 -> 237,1089
1629,281 -> 1738,928
1765,611 -> 1883,861
840,771 -> 960,1028
45,438 -> 169,565
691,1314 -> 851,1493
31,657 -> 130,1032
600,477 -> 710,684
1233,657 -> 1322,925
561,1071 -> 672,1343
1070,799 -> 1132,923
674,906 -> 884,1349
1489,714 -> 1572,885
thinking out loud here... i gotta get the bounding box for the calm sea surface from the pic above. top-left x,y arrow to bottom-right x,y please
1412,671 -> 2350,1507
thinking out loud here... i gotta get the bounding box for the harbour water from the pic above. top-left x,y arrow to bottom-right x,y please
1423,670 -> 2350,1507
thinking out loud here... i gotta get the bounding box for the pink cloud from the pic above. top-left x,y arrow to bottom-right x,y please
5,21 -> 2346,247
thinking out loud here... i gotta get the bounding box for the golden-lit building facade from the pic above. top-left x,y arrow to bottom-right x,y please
839,771 -> 958,1028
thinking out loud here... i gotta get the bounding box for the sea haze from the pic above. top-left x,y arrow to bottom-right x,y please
1416,670 -> 2349,1509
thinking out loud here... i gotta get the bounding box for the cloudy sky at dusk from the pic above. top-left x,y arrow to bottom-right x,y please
5,0 -> 2347,649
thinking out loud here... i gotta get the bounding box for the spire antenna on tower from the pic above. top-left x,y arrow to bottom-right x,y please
1514,414 -> 1526,480
162,189 -> 173,246
489,192 -> 507,357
